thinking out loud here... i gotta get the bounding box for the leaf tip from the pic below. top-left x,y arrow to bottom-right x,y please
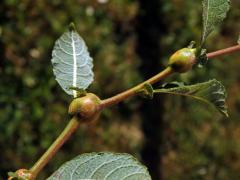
69,22 -> 76,31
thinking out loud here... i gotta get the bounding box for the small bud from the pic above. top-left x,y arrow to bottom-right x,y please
168,48 -> 196,73
8,169 -> 33,180
68,93 -> 101,122
137,83 -> 154,99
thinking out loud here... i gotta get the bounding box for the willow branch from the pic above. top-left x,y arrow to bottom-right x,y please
100,44 -> 240,109
24,44 -> 240,179
100,67 -> 173,109
207,44 -> 240,59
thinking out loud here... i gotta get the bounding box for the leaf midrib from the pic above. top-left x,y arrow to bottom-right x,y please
71,31 -> 77,97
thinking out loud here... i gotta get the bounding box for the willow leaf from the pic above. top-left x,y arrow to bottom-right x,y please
47,152 -> 151,180
201,0 -> 230,45
154,79 -> 228,117
51,24 -> 94,97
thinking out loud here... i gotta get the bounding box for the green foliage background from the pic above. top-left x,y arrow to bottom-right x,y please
0,0 -> 240,179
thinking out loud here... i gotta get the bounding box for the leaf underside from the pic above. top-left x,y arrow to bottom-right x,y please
201,0 -> 230,44
154,79 -> 228,117
51,28 -> 94,97
47,152 -> 151,180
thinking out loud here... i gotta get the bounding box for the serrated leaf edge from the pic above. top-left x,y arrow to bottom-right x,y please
154,79 -> 228,117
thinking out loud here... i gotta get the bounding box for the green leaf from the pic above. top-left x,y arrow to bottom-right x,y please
47,152 -> 151,180
238,34 -> 240,44
201,0 -> 230,45
51,23 -> 94,97
154,79 -> 228,117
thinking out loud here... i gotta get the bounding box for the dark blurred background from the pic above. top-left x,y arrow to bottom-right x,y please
1,0 -> 240,179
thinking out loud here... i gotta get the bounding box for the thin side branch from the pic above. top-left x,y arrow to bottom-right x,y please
100,67 -> 173,108
100,44 -> 240,109
207,44 -> 240,59
30,117 -> 79,179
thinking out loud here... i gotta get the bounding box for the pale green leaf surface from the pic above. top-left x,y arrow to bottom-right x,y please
154,79 -> 228,117
47,152 -> 151,180
51,28 -> 94,97
201,0 -> 230,44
